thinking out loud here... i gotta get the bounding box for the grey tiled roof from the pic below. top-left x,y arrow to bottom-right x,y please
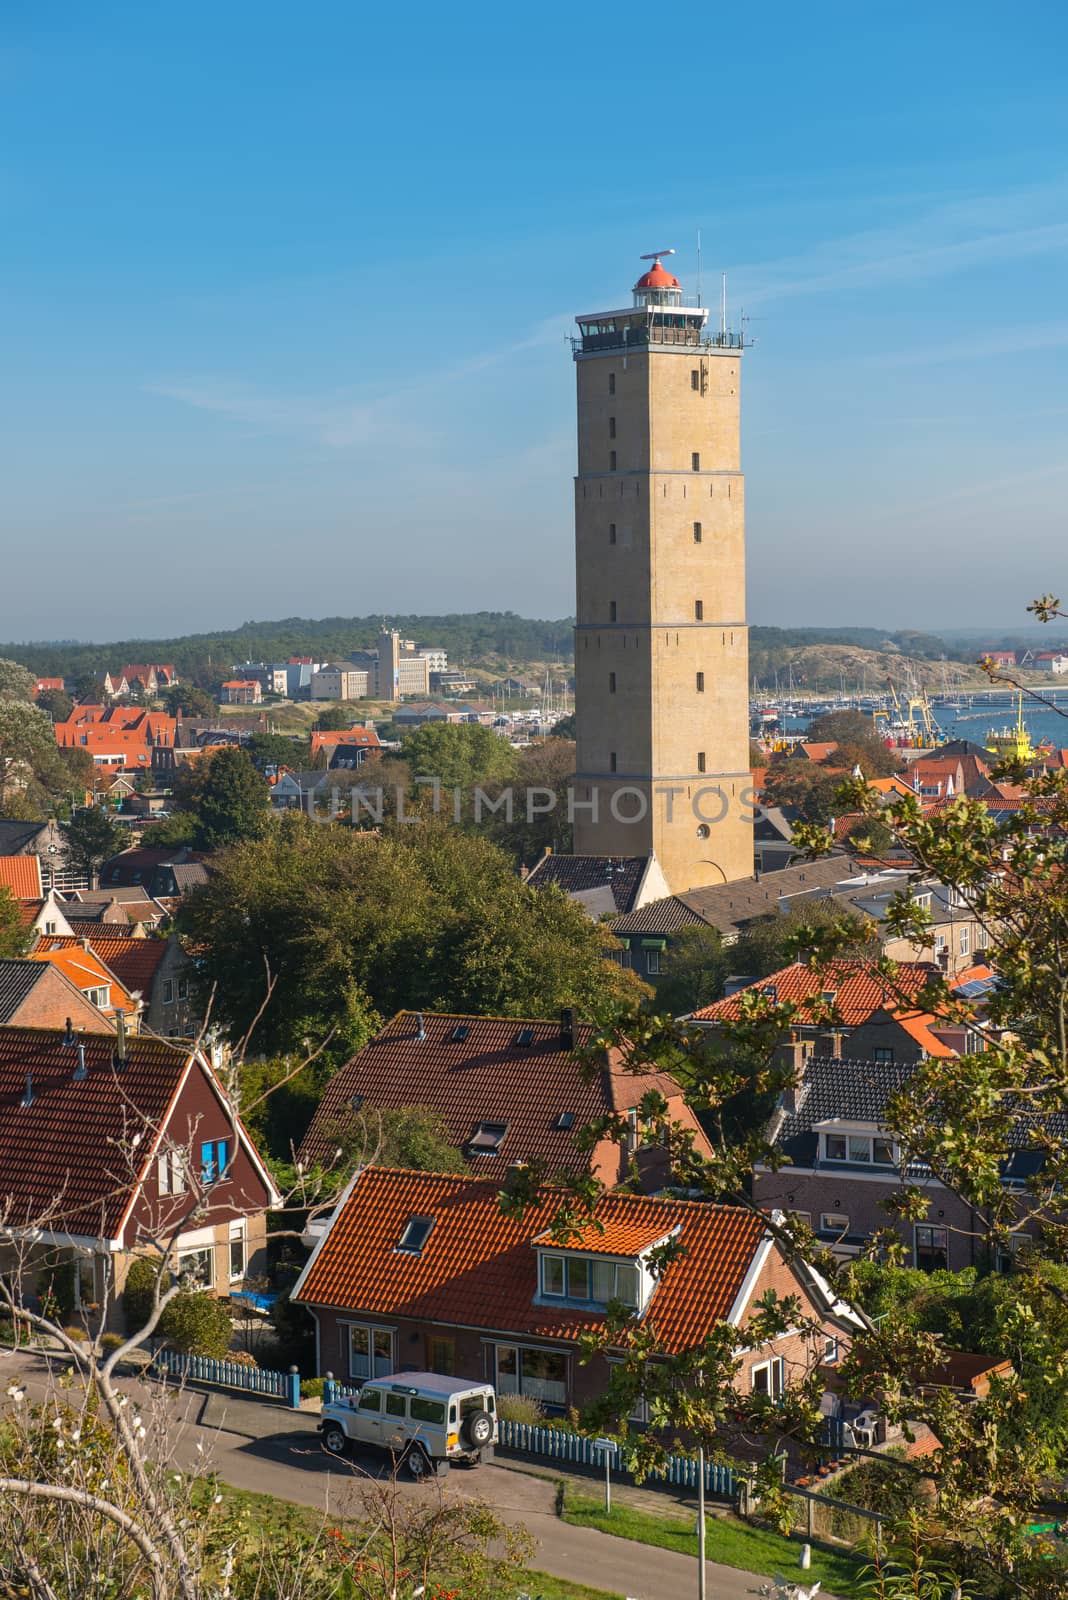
772,1056 -> 914,1167
610,854 -> 853,938
0,960 -> 49,1022
526,854 -> 649,915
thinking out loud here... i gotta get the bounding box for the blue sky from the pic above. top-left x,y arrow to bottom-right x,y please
2,1 -> 1067,641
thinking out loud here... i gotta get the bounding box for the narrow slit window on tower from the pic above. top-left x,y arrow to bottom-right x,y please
694,600 -> 704,621
697,752 -> 707,773
693,522 -> 702,543
692,452 -> 701,471
610,752 -> 618,773
608,372 -> 616,395
609,450 -> 617,471
691,370 -> 700,390
609,601 -> 617,622
609,523 -> 616,545
609,672 -> 617,693
608,416 -> 616,438
696,672 -> 705,692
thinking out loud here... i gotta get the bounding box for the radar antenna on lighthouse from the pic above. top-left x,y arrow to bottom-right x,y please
639,249 -> 676,260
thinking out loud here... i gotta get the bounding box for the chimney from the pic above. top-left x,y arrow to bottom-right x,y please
81,937 -> 91,951
113,1010 -> 128,1068
559,1008 -> 575,1051
73,1042 -> 87,1082
415,1013 -> 427,1042
62,1016 -> 76,1048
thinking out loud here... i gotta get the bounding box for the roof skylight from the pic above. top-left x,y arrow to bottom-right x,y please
396,1215 -> 435,1254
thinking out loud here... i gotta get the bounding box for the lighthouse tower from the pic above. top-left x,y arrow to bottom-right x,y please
570,254 -> 752,893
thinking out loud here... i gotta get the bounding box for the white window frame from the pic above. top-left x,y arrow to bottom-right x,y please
820,1129 -> 897,1167
156,1149 -> 186,1196
345,1322 -> 394,1382
538,1250 -> 641,1310
228,1220 -> 246,1282
645,949 -> 660,975
751,1357 -> 785,1399
959,925 -> 970,956
176,1246 -> 214,1289
162,979 -> 174,1005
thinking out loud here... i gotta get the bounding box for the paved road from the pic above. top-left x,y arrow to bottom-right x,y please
0,1350 -> 800,1600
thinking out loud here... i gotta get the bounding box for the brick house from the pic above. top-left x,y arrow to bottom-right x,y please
752,1054 -> 1033,1271
293,1167 -> 858,1407
690,960 -> 964,1069
299,1010 -> 714,1190
221,680 -> 263,705
0,960 -> 119,1031
0,1024 -> 279,1330
31,934 -> 193,1037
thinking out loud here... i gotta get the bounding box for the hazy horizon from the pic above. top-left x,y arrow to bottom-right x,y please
2,3 -> 1066,639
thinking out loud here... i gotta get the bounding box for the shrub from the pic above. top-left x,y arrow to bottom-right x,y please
100,1333 -> 125,1356
495,1393 -> 548,1426
227,1349 -> 259,1369
37,1260 -> 77,1323
62,1324 -> 89,1344
159,1292 -> 233,1360
300,1377 -> 325,1400
123,1256 -> 172,1332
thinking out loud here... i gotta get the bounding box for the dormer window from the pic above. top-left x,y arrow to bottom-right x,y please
467,1121 -> 508,1155
396,1215 -> 435,1254
822,1130 -> 896,1166
538,1252 -> 641,1309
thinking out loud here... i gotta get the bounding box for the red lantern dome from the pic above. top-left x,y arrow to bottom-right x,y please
634,257 -> 680,291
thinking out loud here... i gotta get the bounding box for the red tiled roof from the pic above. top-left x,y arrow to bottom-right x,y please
531,1214 -> 673,1255
29,946 -> 139,1016
309,729 -> 381,754
15,899 -> 46,930
693,960 -> 939,1028
0,1026 -> 192,1237
295,1167 -> 768,1352
33,935 -> 169,998
299,1010 -> 695,1175
0,856 -> 43,899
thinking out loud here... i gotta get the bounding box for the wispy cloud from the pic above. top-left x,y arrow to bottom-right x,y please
872,321 -> 1068,367
146,318 -> 565,448
736,186 -> 1068,307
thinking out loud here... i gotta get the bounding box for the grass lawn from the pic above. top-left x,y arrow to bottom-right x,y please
215,1482 -> 621,1600
560,1487 -> 867,1597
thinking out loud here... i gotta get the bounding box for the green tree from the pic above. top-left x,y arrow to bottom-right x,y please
823,738 -> 902,777
159,683 -> 215,718
0,659 -> 36,701
180,747 -> 270,850
140,811 -> 198,848
402,722 -> 518,791
731,899 -> 879,978
650,924 -> 728,1015
178,814 -> 642,1056
807,708 -> 882,744
313,703 -> 358,731
761,759 -> 844,823
35,688 -> 73,724
245,730 -> 311,771
842,812 -> 895,854
0,699 -> 71,810
158,1289 -> 232,1359
480,737 -> 575,865
71,671 -> 104,702
63,806 -> 123,883
549,711 -> 576,740
313,1103 -> 466,1179
0,886 -> 30,958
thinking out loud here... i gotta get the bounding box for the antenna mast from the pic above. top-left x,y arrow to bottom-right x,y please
696,229 -> 702,306
720,273 -> 727,337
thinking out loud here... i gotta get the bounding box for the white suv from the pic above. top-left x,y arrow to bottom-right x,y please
319,1372 -> 497,1478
